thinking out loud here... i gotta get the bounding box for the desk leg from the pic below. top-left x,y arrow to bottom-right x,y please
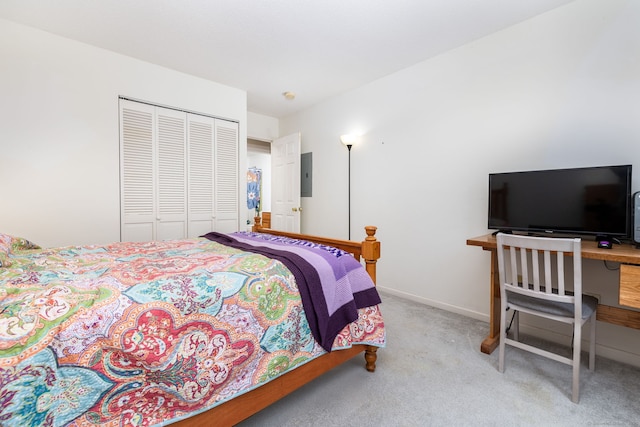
481,248 -> 500,354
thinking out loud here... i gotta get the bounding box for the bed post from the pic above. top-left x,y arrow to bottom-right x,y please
361,226 -> 380,372
361,226 -> 380,284
253,216 -> 262,230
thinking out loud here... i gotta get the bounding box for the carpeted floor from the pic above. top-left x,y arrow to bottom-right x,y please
237,291 -> 640,426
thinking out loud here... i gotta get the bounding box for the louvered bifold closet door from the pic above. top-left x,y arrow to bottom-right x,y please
120,100 -> 156,242
156,107 -> 187,240
187,114 -> 215,237
214,120 -> 239,233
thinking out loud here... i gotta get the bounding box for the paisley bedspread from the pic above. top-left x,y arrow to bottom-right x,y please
0,232 -> 385,427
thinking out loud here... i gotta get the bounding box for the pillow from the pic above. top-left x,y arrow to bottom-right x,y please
0,233 -> 40,268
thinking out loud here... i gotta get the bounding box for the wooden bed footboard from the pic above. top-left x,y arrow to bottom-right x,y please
173,225 -> 381,426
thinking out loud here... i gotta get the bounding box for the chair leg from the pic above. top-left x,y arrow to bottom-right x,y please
499,303 -> 507,373
589,313 -> 596,371
571,321 -> 582,403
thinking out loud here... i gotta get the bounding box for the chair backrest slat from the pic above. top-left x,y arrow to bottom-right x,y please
509,246 -> 518,285
543,250 -> 553,294
532,249 -> 540,291
557,251 -> 565,295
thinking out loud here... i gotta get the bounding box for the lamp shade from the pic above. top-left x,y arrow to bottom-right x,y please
340,134 -> 359,146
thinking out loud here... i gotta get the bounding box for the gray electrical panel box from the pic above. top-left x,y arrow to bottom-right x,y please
301,152 -> 312,197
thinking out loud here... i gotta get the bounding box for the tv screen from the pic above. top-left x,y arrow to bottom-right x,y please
488,165 -> 632,238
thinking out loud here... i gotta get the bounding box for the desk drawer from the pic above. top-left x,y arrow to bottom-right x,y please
620,264 -> 640,309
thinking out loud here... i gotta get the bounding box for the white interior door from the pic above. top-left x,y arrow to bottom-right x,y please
271,132 -> 301,232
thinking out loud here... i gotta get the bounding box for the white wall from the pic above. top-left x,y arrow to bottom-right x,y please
280,0 -> 640,365
0,19 -> 247,248
247,112 -> 279,142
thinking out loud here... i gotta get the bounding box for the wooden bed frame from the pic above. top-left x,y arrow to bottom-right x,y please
173,222 -> 381,426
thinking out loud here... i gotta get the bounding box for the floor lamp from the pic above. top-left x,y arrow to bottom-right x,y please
341,134 -> 358,240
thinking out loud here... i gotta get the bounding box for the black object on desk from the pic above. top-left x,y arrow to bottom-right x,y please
598,240 -> 613,249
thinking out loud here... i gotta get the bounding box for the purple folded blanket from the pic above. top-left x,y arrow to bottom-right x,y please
201,231 -> 381,351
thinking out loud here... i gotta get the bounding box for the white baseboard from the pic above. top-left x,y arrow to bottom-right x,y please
377,286 -> 489,322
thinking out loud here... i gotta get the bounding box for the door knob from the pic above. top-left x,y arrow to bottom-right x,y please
292,207 -> 298,212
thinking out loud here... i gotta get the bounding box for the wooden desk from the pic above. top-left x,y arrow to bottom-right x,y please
467,233 -> 640,354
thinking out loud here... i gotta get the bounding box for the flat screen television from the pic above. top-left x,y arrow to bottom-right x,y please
488,165 -> 632,239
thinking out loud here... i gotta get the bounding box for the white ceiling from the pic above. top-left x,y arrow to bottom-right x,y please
0,0 -> 574,118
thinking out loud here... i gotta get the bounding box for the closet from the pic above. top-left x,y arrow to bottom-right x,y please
119,99 -> 238,242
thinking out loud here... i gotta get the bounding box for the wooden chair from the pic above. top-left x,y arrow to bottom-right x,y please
496,233 -> 597,403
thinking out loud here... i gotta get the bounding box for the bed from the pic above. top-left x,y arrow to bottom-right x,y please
0,222 -> 384,426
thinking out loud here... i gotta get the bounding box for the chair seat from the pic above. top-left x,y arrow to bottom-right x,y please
507,291 -> 598,319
